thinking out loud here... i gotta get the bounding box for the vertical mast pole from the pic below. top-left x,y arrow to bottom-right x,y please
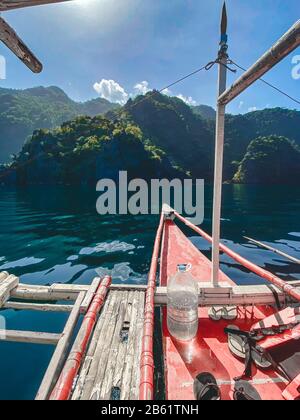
211,2 -> 228,286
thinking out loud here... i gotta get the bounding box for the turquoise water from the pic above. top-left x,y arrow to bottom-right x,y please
0,185 -> 299,400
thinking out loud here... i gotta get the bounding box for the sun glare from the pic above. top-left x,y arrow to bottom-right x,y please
74,0 -> 98,8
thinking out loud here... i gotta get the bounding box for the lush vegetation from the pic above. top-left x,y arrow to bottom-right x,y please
224,108 -> 300,179
192,104 -> 216,120
0,87 -> 299,185
0,86 -> 119,163
121,91 -> 215,179
0,115 -> 179,185
233,136 -> 300,184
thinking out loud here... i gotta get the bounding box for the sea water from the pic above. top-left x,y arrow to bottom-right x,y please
0,185 -> 299,398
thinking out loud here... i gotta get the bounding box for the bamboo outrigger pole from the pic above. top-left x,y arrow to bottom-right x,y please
244,236 -> 300,265
211,2 -> 228,286
211,6 -> 300,286
219,19 -> 300,106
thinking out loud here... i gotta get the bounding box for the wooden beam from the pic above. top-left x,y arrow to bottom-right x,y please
36,292 -> 85,400
11,283 -> 147,302
0,272 -> 9,282
3,301 -> 73,312
0,274 -> 19,308
0,330 -> 60,345
80,278 -> 101,313
154,283 -> 297,307
0,0 -> 72,12
11,284 -> 79,302
0,16 -> 42,73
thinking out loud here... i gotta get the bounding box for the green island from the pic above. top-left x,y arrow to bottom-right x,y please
1,88 -> 299,185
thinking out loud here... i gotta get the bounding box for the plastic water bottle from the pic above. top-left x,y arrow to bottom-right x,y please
167,264 -> 199,341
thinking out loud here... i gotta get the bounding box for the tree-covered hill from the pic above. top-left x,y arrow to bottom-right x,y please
1,87 -> 300,185
233,136 -> 300,184
192,104 -> 216,120
121,91 -> 215,179
0,86 -> 119,163
0,115 -> 179,186
224,108 -> 300,179
117,92 -> 300,182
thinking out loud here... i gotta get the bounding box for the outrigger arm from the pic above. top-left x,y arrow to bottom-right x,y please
211,6 -> 300,286
0,0 -> 73,72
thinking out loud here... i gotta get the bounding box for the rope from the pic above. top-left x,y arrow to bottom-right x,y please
120,59 -> 219,116
230,60 -> 300,107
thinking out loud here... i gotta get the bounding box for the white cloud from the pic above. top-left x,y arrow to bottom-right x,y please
134,81 -> 151,96
238,101 -> 244,109
93,78 -> 198,107
162,88 -> 172,96
176,94 -> 197,106
248,106 -> 257,112
93,79 -> 129,105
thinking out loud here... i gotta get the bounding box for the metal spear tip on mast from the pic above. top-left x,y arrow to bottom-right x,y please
220,1 -> 228,41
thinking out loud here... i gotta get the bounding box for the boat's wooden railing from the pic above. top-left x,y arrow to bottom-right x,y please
0,272 -> 112,400
155,281 -> 300,307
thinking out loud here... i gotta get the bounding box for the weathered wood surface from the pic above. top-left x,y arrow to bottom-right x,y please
0,1 -> 71,12
10,281 -> 146,302
72,289 -> 146,401
0,16 -> 42,73
0,329 -> 60,345
80,278 -> 101,313
0,274 -> 19,308
3,301 -> 73,312
155,283 -> 300,306
36,292 -> 85,401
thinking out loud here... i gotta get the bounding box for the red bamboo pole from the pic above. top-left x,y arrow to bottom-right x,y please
174,211 -> 300,303
139,213 -> 165,400
50,276 -> 112,400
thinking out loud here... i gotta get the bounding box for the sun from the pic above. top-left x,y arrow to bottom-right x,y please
74,0 -> 98,8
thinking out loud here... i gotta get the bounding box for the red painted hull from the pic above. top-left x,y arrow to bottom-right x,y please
160,220 -> 289,400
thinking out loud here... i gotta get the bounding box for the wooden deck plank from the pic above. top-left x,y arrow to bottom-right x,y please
79,291 -> 119,400
89,292 -> 123,400
99,291 -> 129,400
71,289 -> 146,401
129,291 -> 145,400
120,291 -> 140,400
111,291 -> 134,391
72,293 -> 113,400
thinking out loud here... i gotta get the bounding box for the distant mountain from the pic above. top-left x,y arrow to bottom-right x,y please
0,86 -> 119,163
192,104 -> 216,120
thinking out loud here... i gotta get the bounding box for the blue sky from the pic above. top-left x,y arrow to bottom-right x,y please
0,0 -> 299,114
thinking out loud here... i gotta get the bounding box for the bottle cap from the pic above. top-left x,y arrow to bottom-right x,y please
177,264 -> 192,273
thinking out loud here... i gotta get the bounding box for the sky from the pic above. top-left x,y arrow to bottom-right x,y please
0,0 -> 299,114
